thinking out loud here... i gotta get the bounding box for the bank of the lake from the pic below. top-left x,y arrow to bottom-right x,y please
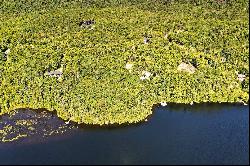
0,104 -> 248,165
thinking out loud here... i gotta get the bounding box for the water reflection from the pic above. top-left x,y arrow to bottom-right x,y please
0,103 -> 248,165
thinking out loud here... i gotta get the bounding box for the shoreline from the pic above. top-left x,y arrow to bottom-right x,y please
1,0 -> 249,126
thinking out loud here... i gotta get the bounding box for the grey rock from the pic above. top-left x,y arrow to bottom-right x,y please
177,62 -> 196,74
46,71 -> 62,77
79,20 -> 95,29
237,74 -> 246,82
144,37 -> 150,44
45,67 -> 63,78
4,49 -> 10,55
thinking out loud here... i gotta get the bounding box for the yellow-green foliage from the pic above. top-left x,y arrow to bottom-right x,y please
0,0 -> 249,125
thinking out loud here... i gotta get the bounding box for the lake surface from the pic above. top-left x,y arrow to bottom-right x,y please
0,103 -> 249,165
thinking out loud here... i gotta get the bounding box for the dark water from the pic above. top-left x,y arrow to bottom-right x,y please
0,103 -> 249,165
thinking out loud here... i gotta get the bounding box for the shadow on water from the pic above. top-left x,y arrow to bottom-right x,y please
0,108 -> 78,145
0,103 -> 249,165
60,102 -> 248,129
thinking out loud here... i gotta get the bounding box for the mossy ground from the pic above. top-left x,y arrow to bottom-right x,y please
0,0 -> 249,125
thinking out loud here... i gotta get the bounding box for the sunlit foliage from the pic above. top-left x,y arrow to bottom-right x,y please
0,0 -> 248,125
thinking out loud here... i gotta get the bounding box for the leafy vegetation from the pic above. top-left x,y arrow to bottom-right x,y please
0,0 -> 249,125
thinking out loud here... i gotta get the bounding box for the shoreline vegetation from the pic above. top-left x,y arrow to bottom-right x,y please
0,103 -> 248,143
0,0 -> 249,125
